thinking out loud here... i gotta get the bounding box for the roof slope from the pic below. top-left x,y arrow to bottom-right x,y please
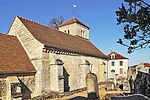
58,18 -> 90,29
0,33 -> 36,75
143,63 -> 150,67
107,51 -> 128,60
17,16 -> 107,59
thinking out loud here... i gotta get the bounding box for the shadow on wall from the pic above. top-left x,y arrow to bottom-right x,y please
67,96 -> 87,100
88,92 -> 99,99
18,78 -> 32,100
63,67 -> 70,92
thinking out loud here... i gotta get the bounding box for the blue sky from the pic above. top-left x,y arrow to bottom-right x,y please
0,0 -> 149,65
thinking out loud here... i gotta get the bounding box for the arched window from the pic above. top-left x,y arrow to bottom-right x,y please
68,30 -> 70,34
111,69 -> 115,78
111,69 -> 115,73
81,30 -> 85,38
55,59 -> 64,65
111,54 -> 115,59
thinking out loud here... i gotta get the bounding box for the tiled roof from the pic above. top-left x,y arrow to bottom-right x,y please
58,18 -> 90,29
17,16 -> 107,59
143,63 -> 150,67
107,51 -> 128,60
0,33 -> 36,76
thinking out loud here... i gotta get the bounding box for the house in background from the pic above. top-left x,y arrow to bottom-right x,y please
127,62 -> 150,80
0,16 -> 108,99
136,62 -> 150,74
107,51 -> 128,79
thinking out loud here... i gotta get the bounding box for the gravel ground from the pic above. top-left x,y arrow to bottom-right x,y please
47,84 -> 124,100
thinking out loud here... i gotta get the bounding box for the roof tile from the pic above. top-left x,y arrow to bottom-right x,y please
107,51 -> 128,60
58,18 -> 90,29
143,63 -> 150,67
17,16 -> 107,59
0,33 -> 36,75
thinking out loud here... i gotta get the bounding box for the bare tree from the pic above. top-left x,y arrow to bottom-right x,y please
116,0 -> 150,53
49,16 -> 64,29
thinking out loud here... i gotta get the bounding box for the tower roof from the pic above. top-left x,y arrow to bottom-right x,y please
58,18 -> 90,29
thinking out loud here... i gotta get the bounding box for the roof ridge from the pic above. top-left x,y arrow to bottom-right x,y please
15,16 -> 107,58
16,15 -> 56,30
58,17 -> 90,29
107,51 -> 128,59
17,16 -> 90,42
0,33 -> 16,37
0,32 -> 6,34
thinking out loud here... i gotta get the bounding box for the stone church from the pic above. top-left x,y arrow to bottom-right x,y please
0,16 -> 108,99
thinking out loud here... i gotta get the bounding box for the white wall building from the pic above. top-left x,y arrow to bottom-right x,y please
107,51 -> 128,79
136,63 -> 150,74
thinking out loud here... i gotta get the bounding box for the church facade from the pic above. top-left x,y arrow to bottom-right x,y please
0,16 -> 108,99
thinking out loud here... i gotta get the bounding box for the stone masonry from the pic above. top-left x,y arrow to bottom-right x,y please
7,16 -> 107,98
134,71 -> 150,97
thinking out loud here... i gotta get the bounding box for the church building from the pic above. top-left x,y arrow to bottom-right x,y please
0,16 -> 108,99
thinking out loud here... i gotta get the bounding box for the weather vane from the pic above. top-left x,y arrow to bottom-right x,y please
72,0 -> 77,17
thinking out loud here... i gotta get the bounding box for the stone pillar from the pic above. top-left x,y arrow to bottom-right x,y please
80,60 -> 91,87
50,59 -> 64,93
86,73 -> 99,99
0,78 -> 7,100
58,64 -> 64,93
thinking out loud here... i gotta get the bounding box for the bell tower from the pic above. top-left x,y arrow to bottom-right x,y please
58,18 -> 90,40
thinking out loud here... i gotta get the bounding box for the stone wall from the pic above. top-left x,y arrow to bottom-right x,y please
58,23 -> 89,39
134,71 -> 150,97
0,78 -> 7,100
7,17 -> 107,97
18,76 -> 35,98
41,50 -> 106,93
0,76 -> 35,100
8,17 -> 44,96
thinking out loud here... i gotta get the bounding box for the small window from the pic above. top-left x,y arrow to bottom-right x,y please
111,54 -> 115,59
111,61 -> 115,66
120,61 -> 123,66
120,68 -> 123,74
82,32 -> 84,38
81,30 -> 85,38
64,30 -> 66,33
11,83 -> 22,97
68,30 -> 70,34
81,30 -> 83,37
